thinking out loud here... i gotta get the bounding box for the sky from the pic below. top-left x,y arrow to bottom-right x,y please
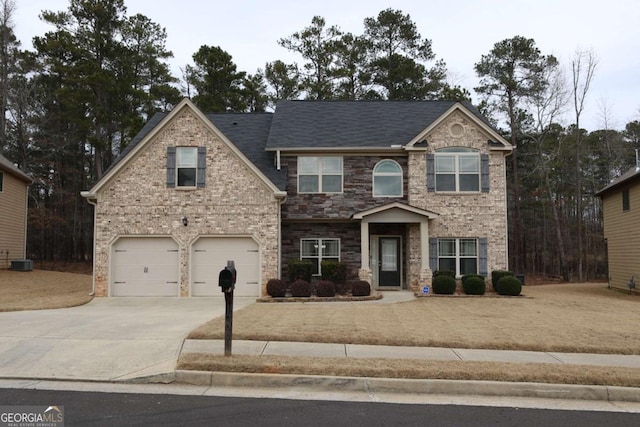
12,0 -> 640,131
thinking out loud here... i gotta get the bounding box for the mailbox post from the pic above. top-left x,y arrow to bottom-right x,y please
218,261 -> 236,356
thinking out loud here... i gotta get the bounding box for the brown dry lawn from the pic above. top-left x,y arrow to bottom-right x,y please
0,269 -> 93,311
181,283 -> 640,387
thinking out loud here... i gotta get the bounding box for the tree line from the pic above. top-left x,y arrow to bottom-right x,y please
1,0 -> 638,281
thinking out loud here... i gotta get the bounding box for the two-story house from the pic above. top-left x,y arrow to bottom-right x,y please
82,98 -> 511,297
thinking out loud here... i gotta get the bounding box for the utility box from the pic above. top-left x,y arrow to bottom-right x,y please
10,259 -> 33,272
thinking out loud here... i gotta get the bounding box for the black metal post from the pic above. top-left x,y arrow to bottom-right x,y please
224,288 -> 233,356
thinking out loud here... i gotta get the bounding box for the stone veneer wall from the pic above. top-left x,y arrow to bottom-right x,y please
282,155 -> 408,220
407,110 -> 510,292
92,107 -> 280,296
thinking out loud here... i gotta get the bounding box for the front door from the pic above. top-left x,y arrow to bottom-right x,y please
378,237 -> 401,287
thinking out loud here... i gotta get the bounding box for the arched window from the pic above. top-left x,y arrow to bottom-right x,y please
373,160 -> 403,197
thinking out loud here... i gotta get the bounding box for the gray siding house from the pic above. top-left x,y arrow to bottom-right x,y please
82,98 -> 512,297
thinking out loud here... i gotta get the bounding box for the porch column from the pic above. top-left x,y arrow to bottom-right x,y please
420,220 -> 429,270
360,221 -> 370,270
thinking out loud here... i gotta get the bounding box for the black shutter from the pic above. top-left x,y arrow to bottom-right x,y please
481,154 -> 490,193
166,147 -> 176,188
197,146 -> 206,188
478,237 -> 488,276
426,154 -> 435,192
429,237 -> 438,272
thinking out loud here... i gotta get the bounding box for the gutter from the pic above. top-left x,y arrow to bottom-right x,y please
81,191 -> 97,296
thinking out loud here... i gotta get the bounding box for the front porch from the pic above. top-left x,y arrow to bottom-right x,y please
352,202 -> 439,292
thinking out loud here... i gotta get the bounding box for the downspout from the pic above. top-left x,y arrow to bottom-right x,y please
277,194 -> 287,280
82,193 -> 97,296
503,149 -> 513,270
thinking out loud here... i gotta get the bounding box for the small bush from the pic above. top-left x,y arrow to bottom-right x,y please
288,259 -> 313,283
433,270 -> 455,278
266,279 -> 288,297
496,276 -> 522,296
433,275 -> 456,294
350,280 -> 371,297
321,261 -> 348,284
315,280 -> 336,297
462,276 -> 486,295
290,279 -> 312,297
491,270 -> 514,290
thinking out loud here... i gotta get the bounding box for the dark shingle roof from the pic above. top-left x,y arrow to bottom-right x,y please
207,113 -> 286,190
265,100 -> 488,150
596,166 -> 640,196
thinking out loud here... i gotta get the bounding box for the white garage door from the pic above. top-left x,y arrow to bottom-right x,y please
191,237 -> 260,297
111,237 -> 179,296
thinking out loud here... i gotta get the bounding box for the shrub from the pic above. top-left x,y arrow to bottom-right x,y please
350,280 -> 371,297
315,280 -> 336,297
288,259 -> 313,283
491,270 -> 514,290
321,261 -> 348,284
290,279 -> 312,297
496,276 -> 522,296
433,270 -> 455,278
266,279 -> 288,298
462,276 -> 486,295
433,275 -> 456,294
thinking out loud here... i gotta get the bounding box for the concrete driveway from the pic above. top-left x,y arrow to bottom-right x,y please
0,296 -> 255,382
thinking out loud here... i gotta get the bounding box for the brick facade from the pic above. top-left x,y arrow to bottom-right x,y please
91,107 -> 280,296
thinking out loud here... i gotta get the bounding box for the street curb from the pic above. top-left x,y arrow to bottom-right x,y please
170,370 -> 640,403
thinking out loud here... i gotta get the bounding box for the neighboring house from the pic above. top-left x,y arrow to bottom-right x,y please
596,165 -> 640,292
0,154 -> 33,269
82,98 -> 512,297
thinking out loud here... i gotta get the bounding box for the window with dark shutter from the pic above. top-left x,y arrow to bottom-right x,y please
166,147 -> 176,188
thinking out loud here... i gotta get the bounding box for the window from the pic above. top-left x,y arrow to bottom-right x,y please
0,171 -> 3,192
298,157 -> 342,193
177,147 -> 197,187
623,188 -> 630,211
437,238 -> 478,276
301,238 -> 340,275
373,160 -> 402,197
166,146 -> 206,188
435,148 -> 480,192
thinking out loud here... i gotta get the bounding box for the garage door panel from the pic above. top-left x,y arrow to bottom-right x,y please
191,238 -> 260,297
111,237 -> 179,297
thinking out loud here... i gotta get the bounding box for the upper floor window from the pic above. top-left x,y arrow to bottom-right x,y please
436,148 -> 479,192
373,160 -> 402,197
177,147 -> 197,187
623,188 -> 630,211
298,156 -> 342,193
427,148 -> 489,193
166,146 -> 206,188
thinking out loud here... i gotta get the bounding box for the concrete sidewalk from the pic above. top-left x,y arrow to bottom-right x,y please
181,339 -> 640,369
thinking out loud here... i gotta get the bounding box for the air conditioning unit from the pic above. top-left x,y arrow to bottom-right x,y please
10,259 -> 33,272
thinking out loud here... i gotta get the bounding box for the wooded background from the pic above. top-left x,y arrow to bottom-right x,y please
2,0 -> 638,281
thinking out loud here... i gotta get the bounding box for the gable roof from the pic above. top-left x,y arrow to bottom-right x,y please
83,99 -> 286,197
265,100 -> 507,151
0,154 -> 32,183
596,166 -> 640,197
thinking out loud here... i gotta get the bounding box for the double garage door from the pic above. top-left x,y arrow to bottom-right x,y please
111,237 -> 259,297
